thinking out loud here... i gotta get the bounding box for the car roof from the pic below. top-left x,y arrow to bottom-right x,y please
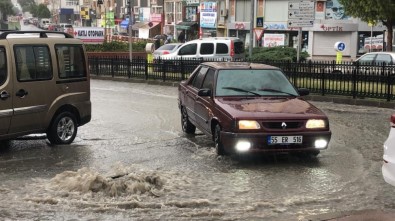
186,37 -> 242,43
201,62 -> 281,70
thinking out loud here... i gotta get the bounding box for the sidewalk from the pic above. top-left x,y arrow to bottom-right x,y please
303,209 -> 395,221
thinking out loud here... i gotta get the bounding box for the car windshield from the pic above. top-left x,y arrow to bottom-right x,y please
157,44 -> 178,51
215,69 -> 298,97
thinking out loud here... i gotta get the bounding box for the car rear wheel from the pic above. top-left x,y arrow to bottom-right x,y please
181,107 -> 196,134
47,112 -> 78,145
214,125 -> 226,156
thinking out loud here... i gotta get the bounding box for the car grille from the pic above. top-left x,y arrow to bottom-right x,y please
261,121 -> 303,130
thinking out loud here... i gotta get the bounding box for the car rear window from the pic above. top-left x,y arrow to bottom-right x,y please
234,42 -> 245,54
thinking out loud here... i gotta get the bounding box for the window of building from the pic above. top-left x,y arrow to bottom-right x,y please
15,45 -> 52,81
55,45 -> 86,79
151,6 -> 163,14
235,0 -> 251,22
175,2 -> 183,23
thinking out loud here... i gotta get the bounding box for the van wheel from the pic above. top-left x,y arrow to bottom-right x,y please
47,112 -> 77,145
181,107 -> 196,134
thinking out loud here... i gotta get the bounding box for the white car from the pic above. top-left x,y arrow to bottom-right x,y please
383,113 -> 395,186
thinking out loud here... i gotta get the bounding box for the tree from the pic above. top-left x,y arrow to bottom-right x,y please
0,0 -> 15,21
339,0 -> 395,52
30,3 -> 50,19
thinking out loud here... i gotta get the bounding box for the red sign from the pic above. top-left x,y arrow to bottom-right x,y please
254,29 -> 264,39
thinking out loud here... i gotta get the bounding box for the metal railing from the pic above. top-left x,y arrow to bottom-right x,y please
88,56 -> 395,101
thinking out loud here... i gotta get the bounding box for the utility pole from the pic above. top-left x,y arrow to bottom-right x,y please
128,0 -> 133,62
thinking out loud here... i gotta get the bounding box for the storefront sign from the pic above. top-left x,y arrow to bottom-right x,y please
73,27 -> 105,44
150,13 -> 162,22
312,23 -> 358,31
228,22 -> 250,30
263,33 -> 285,47
200,2 -> 217,28
186,0 -> 200,5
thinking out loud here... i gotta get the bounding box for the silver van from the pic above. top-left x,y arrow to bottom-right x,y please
159,37 -> 245,60
0,31 -> 91,145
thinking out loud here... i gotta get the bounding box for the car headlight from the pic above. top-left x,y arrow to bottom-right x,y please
238,120 -> 261,129
306,119 -> 326,129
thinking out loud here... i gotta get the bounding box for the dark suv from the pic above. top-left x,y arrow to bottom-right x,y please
178,62 -> 331,156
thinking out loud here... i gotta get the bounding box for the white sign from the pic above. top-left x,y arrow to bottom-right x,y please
73,27 -> 105,44
263,34 -> 285,47
288,0 -> 315,27
288,20 -> 314,28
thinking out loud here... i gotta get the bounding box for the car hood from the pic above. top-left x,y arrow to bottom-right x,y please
215,97 -> 327,119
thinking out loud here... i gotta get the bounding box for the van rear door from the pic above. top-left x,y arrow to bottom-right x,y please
0,46 -> 12,135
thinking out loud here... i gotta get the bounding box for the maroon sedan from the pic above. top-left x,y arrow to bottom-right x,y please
178,62 -> 331,156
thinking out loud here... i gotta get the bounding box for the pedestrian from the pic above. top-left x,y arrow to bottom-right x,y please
178,30 -> 185,43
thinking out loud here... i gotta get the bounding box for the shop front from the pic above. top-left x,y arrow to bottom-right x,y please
228,22 -> 250,47
307,22 -> 358,59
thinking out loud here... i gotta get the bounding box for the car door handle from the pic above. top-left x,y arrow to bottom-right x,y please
0,90 -> 10,100
16,89 -> 28,98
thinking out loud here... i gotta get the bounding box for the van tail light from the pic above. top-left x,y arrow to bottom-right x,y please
230,40 -> 235,57
391,114 -> 395,127
162,51 -> 170,55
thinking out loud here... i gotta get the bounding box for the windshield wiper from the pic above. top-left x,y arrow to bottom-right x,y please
222,87 -> 261,96
258,88 -> 298,97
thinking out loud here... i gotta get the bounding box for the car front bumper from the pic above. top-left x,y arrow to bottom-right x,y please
220,131 -> 332,154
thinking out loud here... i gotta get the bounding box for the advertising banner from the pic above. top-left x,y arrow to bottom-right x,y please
73,27 -> 105,44
200,2 -> 217,28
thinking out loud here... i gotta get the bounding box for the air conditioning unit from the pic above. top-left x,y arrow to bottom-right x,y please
220,9 -> 228,17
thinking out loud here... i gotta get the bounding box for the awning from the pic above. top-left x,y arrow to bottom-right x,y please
120,19 -> 129,29
132,22 -> 147,31
175,22 -> 197,30
140,22 -> 160,29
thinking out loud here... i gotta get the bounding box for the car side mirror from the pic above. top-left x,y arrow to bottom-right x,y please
298,88 -> 310,96
198,88 -> 212,97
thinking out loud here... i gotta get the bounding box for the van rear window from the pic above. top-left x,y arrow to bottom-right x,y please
234,42 -> 245,54
216,43 -> 228,54
56,45 -> 86,79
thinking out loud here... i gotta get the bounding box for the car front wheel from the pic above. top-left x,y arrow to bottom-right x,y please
47,112 -> 78,145
214,125 -> 226,156
181,107 -> 196,134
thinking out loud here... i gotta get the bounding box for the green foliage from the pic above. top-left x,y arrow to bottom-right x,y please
85,41 -> 149,52
339,0 -> 394,51
31,4 -> 50,18
0,0 -> 15,19
248,46 -> 309,62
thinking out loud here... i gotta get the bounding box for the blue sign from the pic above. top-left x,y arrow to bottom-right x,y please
335,41 -> 346,52
256,17 -> 264,28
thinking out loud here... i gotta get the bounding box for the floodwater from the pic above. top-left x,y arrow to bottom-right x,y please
0,79 -> 395,220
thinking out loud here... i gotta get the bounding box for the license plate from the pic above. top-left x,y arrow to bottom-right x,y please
267,136 -> 303,144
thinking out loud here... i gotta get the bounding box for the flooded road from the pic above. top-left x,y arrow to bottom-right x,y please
0,79 -> 394,220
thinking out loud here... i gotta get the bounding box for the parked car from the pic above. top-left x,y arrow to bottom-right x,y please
0,30 -> 91,144
327,52 -> 395,75
383,113 -> 395,186
153,43 -> 183,58
178,62 -> 332,156
355,52 -> 395,65
159,37 -> 245,61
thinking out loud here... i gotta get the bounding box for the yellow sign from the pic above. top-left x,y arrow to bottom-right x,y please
336,51 -> 343,64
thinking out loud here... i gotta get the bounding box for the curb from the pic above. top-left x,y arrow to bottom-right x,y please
91,76 -> 395,110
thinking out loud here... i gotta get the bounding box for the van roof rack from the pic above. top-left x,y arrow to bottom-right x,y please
0,31 -> 74,39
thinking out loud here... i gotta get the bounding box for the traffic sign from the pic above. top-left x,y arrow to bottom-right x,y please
288,20 -> 314,28
254,28 -> 264,39
288,0 -> 315,27
334,41 -> 346,52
